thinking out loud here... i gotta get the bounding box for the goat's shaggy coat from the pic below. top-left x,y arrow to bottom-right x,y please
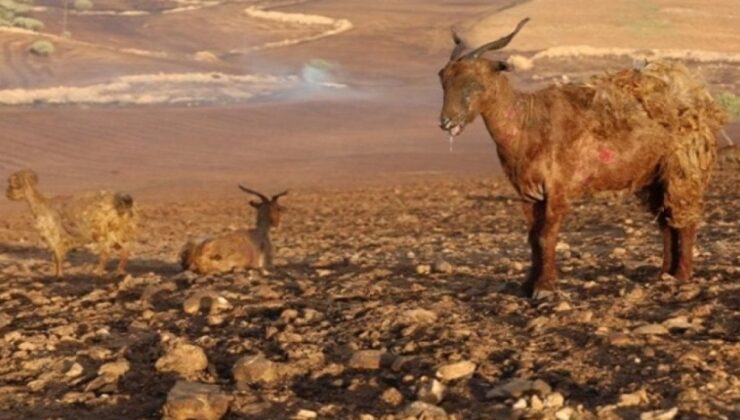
6,170 -> 137,277
439,19 -> 726,297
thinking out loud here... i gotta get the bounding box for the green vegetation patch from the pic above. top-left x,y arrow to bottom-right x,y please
29,39 -> 54,56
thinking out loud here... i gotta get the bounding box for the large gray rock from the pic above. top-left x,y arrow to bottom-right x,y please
233,354 -> 281,386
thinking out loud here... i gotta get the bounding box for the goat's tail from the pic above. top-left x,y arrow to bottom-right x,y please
640,61 -> 726,227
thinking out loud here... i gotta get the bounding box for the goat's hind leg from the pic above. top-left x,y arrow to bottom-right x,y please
116,246 -> 130,276
94,246 -> 110,275
673,224 -> 697,281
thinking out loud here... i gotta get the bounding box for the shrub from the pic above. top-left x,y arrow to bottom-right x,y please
12,16 -> 43,31
29,39 -> 54,56
715,92 -> 740,120
73,0 -> 93,11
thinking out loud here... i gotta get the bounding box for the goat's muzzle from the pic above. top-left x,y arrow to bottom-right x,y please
440,117 -> 464,136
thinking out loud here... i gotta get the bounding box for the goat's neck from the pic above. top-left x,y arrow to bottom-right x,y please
23,188 -> 52,218
479,76 -> 533,158
255,213 -> 271,240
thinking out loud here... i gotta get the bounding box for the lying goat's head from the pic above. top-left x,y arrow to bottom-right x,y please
439,18 -> 529,137
6,169 -> 39,201
239,185 -> 288,228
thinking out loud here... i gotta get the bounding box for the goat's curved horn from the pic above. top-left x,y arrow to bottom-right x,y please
449,30 -> 467,60
464,17 -> 530,60
271,190 -> 289,201
238,184 -> 269,202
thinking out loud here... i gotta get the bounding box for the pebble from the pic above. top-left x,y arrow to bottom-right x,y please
380,387 -> 404,407
530,395 -> 543,411
555,407 -> 574,420
608,332 -> 632,346
433,259 -> 453,274
618,389 -> 648,406
397,401 -> 447,418
348,350 -> 386,370
400,308 -> 437,325
436,360 -> 476,381
640,407 -> 678,420
65,362 -> 84,378
531,379 -> 552,396
416,264 -> 431,275
417,379 -> 445,404
233,354 -> 281,386
155,343 -> 208,378
545,392 -> 565,408
513,398 -> 527,409
554,301 -> 572,312
612,247 -> 627,257
487,378 -> 533,398
633,324 -> 669,335
162,381 -> 231,420
295,409 -> 318,419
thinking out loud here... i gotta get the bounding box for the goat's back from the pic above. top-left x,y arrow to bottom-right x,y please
180,229 -> 263,274
53,191 -> 137,246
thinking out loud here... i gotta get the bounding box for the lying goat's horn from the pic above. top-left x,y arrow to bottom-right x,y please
238,184 -> 269,202
464,17 -> 530,60
271,191 -> 289,201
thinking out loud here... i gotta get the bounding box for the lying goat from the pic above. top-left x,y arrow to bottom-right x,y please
6,169 -> 137,277
180,186 -> 287,274
438,19 -> 726,298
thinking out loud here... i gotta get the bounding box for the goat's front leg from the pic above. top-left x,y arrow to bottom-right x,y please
116,248 -> 130,275
673,223 -> 697,281
53,249 -> 66,278
658,216 -> 679,275
522,196 -> 567,299
95,248 -> 110,275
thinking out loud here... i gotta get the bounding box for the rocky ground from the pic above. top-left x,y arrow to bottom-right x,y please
0,173 -> 737,419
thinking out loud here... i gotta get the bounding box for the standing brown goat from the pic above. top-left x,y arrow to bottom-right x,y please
180,186 -> 287,274
6,169 -> 137,277
439,19 -> 726,298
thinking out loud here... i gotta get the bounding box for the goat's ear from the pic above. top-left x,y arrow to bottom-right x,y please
249,200 -> 261,208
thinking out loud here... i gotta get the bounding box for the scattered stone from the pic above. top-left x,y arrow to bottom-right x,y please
487,378 -> 533,398
555,407 -> 574,420
183,291 -> 232,316
633,324 -> 669,335
348,350 -> 386,370
618,389 -> 649,406
612,247 -> 627,257
432,259 -> 453,274
544,392 -> 565,408
399,308 -> 437,325
608,332 -> 632,346
662,316 -> 693,331
233,354 -> 281,386
640,407 -> 678,420
65,362 -> 84,378
155,343 -> 208,378
513,398 -> 527,409
530,395 -> 543,411
554,301 -> 572,312
162,381 -> 231,420
380,387 -> 404,407
436,360 -> 475,381
417,379 -> 445,404
679,351 -> 703,364
397,401 -> 447,418
531,379 -> 552,396
416,264 -> 431,275
295,409 -> 318,419
86,359 -> 131,392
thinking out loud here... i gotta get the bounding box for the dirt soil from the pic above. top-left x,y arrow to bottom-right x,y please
0,172 -> 737,419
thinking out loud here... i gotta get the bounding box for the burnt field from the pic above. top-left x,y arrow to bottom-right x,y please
0,172 -> 737,419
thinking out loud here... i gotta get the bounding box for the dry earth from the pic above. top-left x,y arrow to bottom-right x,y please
0,172 -> 738,419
